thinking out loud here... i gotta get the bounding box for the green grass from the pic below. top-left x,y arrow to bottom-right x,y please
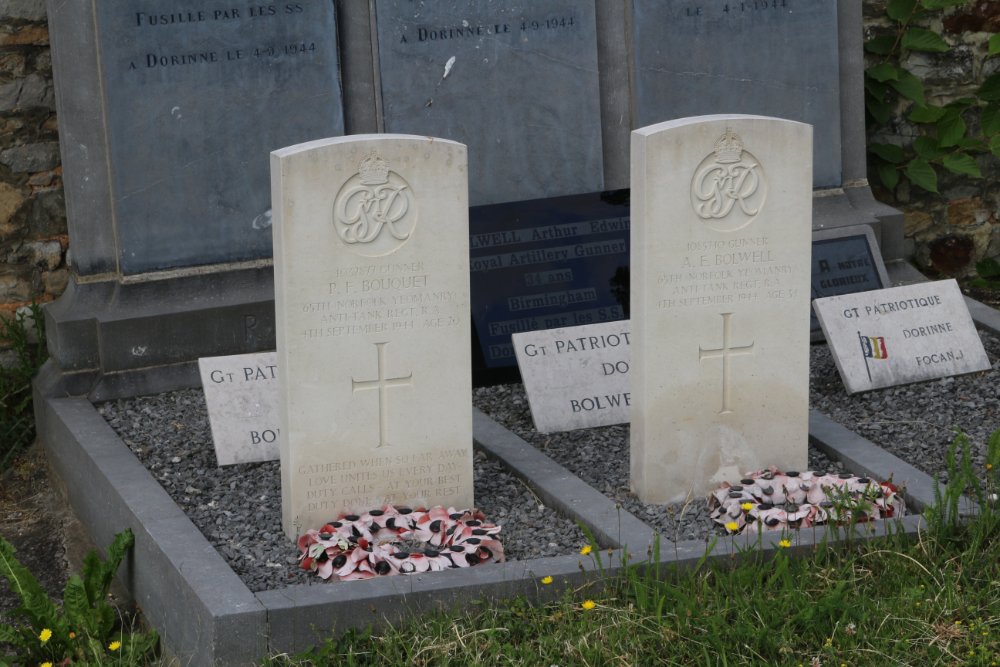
268,434 -> 1000,667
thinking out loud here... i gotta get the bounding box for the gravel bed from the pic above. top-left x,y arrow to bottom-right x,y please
96,326 -> 1000,589
809,329 -> 1000,485
473,386 -> 847,543
474,328 -> 1000,540
97,390 -> 586,593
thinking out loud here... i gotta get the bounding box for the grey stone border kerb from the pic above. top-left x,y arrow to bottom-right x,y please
473,408 -> 656,551
34,359 -> 945,664
33,362 -> 267,667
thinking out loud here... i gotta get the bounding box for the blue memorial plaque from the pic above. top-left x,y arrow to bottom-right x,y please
811,226 -> 891,332
470,191 -> 630,371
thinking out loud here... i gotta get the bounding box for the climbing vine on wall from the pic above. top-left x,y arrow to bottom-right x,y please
865,0 -> 1000,193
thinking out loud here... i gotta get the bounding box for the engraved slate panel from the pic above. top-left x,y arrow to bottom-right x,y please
97,3 -> 344,274
633,0 -> 841,188
469,191 -> 629,369
375,0 -> 603,205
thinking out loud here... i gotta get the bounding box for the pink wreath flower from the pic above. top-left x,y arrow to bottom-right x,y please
297,505 -> 504,581
709,469 -> 905,535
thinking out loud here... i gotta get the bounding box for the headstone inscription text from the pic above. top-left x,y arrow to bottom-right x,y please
197,352 -> 280,465
272,135 -> 473,538
98,2 -> 343,273
813,280 -> 992,393
469,192 -> 630,369
375,0 -> 603,205
631,115 -> 812,504
632,0 -> 841,187
513,321 -> 632,433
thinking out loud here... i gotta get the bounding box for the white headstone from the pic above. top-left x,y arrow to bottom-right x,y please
630,115 -> 812,504
271,135 -> 473,538
197,352 -> 280,465
513,321 -> 631,433
813,279 -> 991,393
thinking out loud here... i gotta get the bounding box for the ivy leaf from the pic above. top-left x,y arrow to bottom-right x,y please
990,34 -> 1000,56
869,142 -> 906,163
878,163 -> 900,190
865,35 -> 897,55
908,104 -> 946,123
942,152 -> 981,177
937,112 -> 967,147
977,257 -> 1000,279
946,97 -> 977,109
905,158 -> 939,192
889,69 -> 925,104
982,104 -> 1000,135
866,93 -> 893,124
990,134 -> 1000,158
902,27 -> 949,52
979,73 -> 1000,102
867,63 -> 900,82
865,77 -> 889,99
914,136 -> 944,159
921,0 -> 968,9
888,0 -> 918,20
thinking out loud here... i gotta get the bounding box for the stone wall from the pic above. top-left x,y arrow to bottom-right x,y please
0,2 -> 996,335
864,0 -> 1000,277
0,0 -> 64,333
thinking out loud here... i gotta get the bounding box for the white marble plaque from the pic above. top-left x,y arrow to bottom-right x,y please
630,115 -> 812,504
813,280 -> 991,393
513,321 -> 631,433
197,352 -> 279,466
272,135 -> 473,537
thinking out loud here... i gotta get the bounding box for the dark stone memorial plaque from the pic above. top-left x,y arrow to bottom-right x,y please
375,0 -> 603,206
811,225 -> 891,332
97,2 -> 343,274
470,191 -> 629,372
633,0 -> 842,188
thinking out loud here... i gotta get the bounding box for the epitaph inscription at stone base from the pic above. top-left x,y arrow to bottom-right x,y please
375,0 -> 603,205
813,280 -> 991,394
97,2 -> 343,274
272,135 -> 473,538
631,115 -> 812,504
198,352 -> 279,466
632,0 -> 841,188
513,321 -> 631,433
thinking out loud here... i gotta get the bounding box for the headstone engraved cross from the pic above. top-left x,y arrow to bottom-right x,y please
352,342 -> 412,448
271,135 -> 474,538
630,115 -> 812,504
698,312 -> 755,415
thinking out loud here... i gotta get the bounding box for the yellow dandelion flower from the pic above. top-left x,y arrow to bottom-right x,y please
740,502 -> 753,512
108,640 -> 122,651
580,545 -> 592,556
69,631 -> 76,639
725,521 -> 739,533
541,575 -> 553,585
581,600 -> 596,611
38,628 -> 52,643
778,539 -> 792,548
986,463 -> 993,470
41,663 -> 53,667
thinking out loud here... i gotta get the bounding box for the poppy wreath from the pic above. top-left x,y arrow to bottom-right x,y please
709,467 -> 905,534
297,505 -> 504,581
